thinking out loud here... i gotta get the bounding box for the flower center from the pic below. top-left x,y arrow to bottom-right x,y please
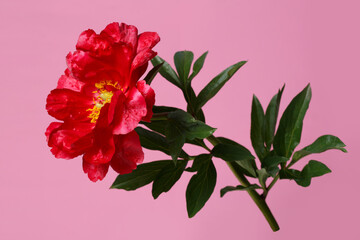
87,80 -> 121,123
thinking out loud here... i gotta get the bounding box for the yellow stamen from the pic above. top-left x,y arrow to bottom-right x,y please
87,80 -> 120,123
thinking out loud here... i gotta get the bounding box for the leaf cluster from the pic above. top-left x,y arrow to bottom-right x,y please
111,51 -> 347,219
219,84 -> 347,198
111,51 -> 247,218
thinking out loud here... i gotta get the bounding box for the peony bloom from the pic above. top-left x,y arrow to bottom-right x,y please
46,22 -> 159,182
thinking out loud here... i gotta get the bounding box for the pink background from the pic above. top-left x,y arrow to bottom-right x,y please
1,0 -> 359,239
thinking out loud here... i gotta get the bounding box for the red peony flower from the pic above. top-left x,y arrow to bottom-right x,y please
46,22 -> 159,182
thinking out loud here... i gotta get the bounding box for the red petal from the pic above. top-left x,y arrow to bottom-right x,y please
46,89 -> 93,121
131,49 -> 157,72
76,29 -> 113,57
66,51 -> 109,81
111,131 -> 144,174
107,90 -> 126,125
82,160 -> 109,182
112,87 -> 147,135
137,32 -> 160,53
128,62 -> 148,89
136,80 -> 155,122
45,122 -> 62,141
57,69 -> 85,92
101,22 -> 138,49
83,128 -> 115,164
47,122 -> 94,159
111,44 -> 133,90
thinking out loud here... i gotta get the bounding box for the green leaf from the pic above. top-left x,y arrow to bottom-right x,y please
142,120 -> 167,136
136,127 -> 187,160
273,84 -> 312,158
186,154 -> 217,218
220,184 -> 261,197
174,51 -> 194,86
135,127 -> 171,155
165,110 -> 215,162
280,160 -> 331,187
264,85 -> 285,150
189,51 -> 208,81
250,95 -> 266,160
167,110 -> 216,140
110,161 -> 171,190
152,160 -> 188,199
166,122 -> 186,163
262,155 -> 289,169
212,143 -> 255,162
261,155 -> 288,177
152,105 -> 180,113
151,56 -> 181,88
186,154 -> 210,172
144,62 -> 164,85
196,61 -> 247,111
216,137 -> 258,178
279,168 -> 302,180
290,135 -> 347,166
256,168 -> 269,189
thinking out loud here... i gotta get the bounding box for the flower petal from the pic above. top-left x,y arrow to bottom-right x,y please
131,49 -> 157,72
137,32 -> 160,53
83,129 -> 115,164
111,131 -> 144,174
76,29 -> 113,57
45,122 -> 62,142
57,69 -> 85,92
136,80 -> 155,122
46,89 -> 93,121
47,122 -> 94,159
82,160 -> 109,182
112,86 -> 147,135
107,90 -> 126,125
66,50 -> 109,81
101,22 -> 138,49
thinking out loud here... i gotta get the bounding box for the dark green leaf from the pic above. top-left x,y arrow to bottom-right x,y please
165,110 -> 215,162
166,121 -> 186,163
152,105 -> 180,114
167,110 -> 216,140
273,84 -> 312,158
279,168 -> 302,179
302,160 -> 332,178
151,56 -> 181,88
189,51 -> 208,81
142,120 -> 167,136
290,135 -> 347,166
186,138 -> 207,148
280,160 -> 331,187
186,154 -> 210,172
250,95 -> 266,160
152,160 -> 188,199
136,127 -> 188,159
186,154 -> 217,218
256,168 -> 269,189
135,127 -> 170,155
220,184 -> 261,197
216,137 -> 258,178
212,143 -> 255,162
196,61 -> 247,111
174,51 -> 194,86
264,85 -> 285,150
261,156 -> 289,169
144,62 -> 164,85
110,161 -> 171,190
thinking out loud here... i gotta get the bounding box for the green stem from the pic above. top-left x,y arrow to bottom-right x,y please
263,175 -> 280,199
207,135 -> 280,232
